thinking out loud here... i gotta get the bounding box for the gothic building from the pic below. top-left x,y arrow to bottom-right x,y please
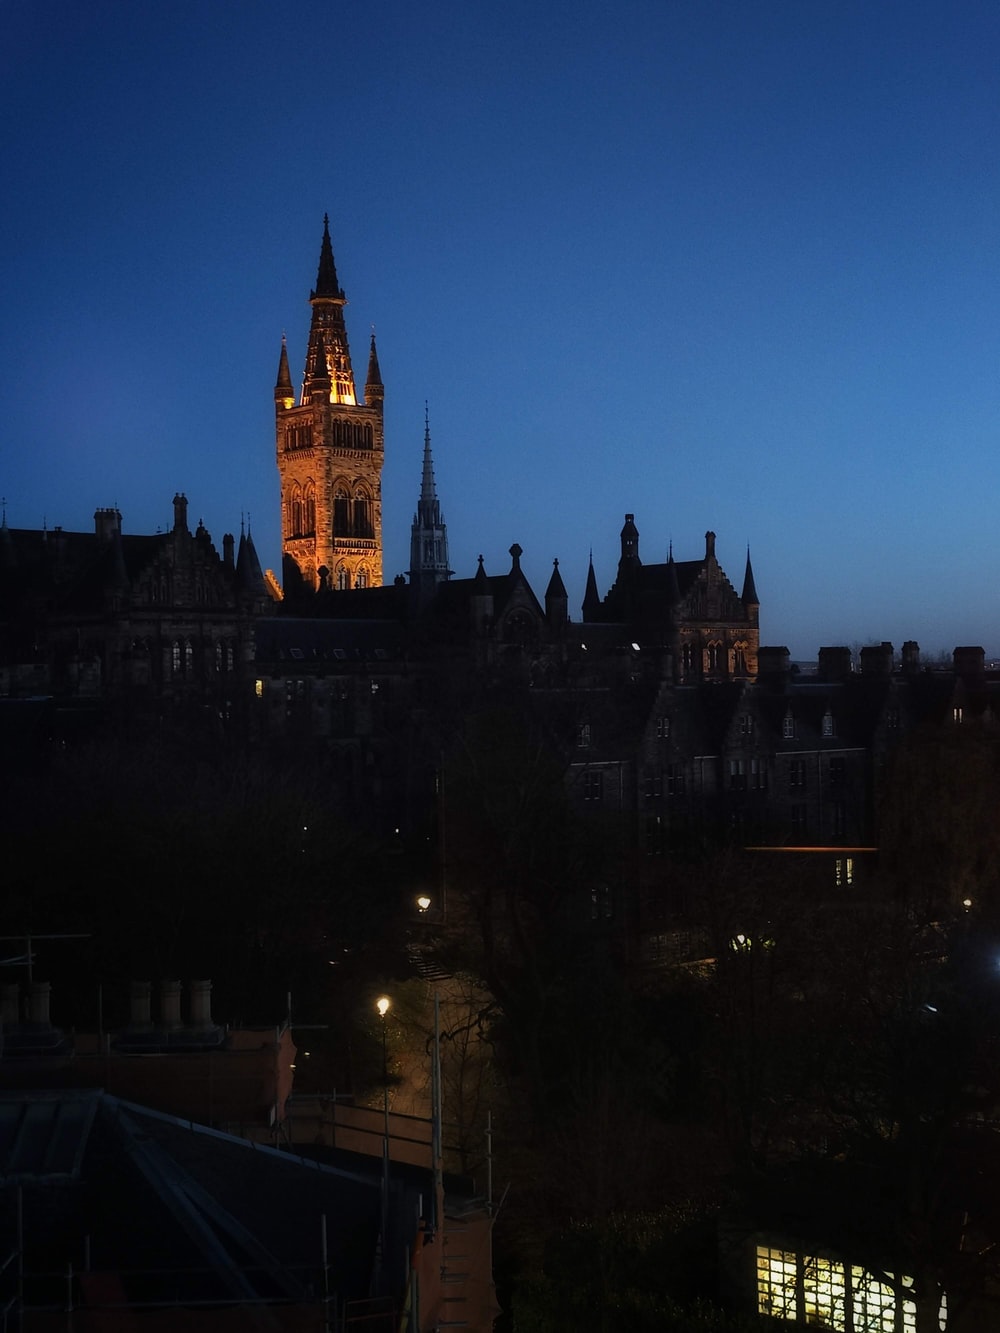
275,215 -> 385,594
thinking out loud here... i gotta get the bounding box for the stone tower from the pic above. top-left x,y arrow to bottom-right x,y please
275,216 -> 384,591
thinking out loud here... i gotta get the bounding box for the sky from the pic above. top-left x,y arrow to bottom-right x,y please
2,1 -> 999,660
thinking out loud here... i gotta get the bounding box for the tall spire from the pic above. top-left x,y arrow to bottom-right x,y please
408,403 -> 452,608
419,402 -> 437,508
303,215 -> 356,405
313,213 -> 344,299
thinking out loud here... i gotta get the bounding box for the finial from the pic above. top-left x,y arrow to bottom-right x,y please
553,557 -> 559,567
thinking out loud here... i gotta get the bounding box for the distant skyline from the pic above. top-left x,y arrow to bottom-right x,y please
2,1 -> 999,659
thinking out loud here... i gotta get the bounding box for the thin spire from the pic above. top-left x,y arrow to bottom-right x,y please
742,546 -> 759,605
420,401 -> 437,504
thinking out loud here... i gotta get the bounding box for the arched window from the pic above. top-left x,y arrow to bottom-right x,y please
289,482 -> 303,537
364,424 -> 373,449
732,641 -> 748,675
333,486 -> 350,537
707,641 -> 723,672
335,565 -> 350,591
303,481 -> 316,536
353,489 -> 372,539
356,569 -> 368,589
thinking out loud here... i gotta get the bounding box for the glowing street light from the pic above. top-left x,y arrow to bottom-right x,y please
375,993 -> 391,1274
416,894 -> 432,914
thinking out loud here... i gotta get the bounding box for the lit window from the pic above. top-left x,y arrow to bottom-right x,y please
255,679 -> 264,699
835,857 -> 854,887
953,706 -> 963,724
756,1246 -> 917,1332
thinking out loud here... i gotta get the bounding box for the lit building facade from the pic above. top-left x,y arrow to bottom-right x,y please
275,216 -> 385,592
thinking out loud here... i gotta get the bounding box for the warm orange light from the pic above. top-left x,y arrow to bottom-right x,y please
376,995 -> 390,1018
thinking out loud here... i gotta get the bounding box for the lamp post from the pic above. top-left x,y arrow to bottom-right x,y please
375,994 -> 391,1283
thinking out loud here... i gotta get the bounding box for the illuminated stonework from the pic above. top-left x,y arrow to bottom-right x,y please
756,1245 -> 930,1332
275,217 -> 384,591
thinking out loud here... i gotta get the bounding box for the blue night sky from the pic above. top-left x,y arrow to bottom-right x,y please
2,1 -> 999,660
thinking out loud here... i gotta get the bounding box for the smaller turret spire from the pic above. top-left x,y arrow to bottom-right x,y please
365,330 -> 384,411
741,546 -> 759,606
582,552 -> 601,621
274,335 -> 294,409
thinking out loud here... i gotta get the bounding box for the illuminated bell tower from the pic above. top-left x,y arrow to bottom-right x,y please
275,215 -> 384,590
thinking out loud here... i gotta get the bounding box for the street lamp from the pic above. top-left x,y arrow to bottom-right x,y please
376,994 -> 391,1278
416,894 -> 432,914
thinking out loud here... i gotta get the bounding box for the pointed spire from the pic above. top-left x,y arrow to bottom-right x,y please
313,213 -> 344,300
408,403 -> 451,606
420,401 -> 437,504
545,558 -> 567,600
275,334 -> 294,408
474,554 -> 488,585
741,546 -> 759,606
236,525 -> 266,598
582,552 -> 601,621
365,330 -> 384,410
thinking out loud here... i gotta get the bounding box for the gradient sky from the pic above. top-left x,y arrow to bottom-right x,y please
2,1 -> 999,659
